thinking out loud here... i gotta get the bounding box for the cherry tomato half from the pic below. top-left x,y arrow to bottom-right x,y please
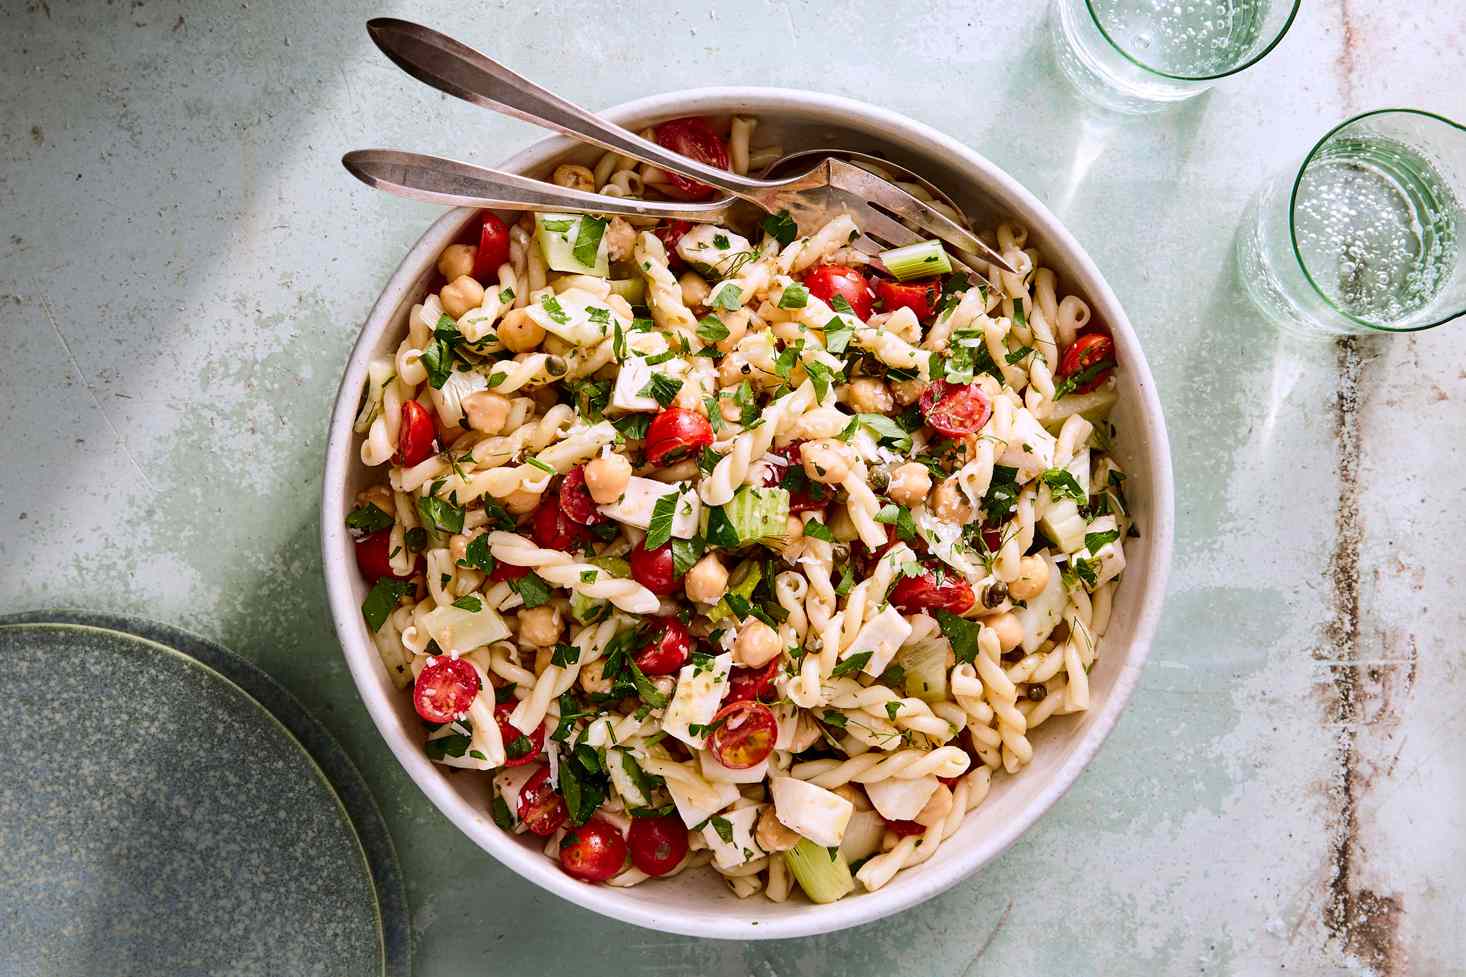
654,220 -> 693,270
627,815 -> 690,877
353,529 -> 414,583
559,466 -> 606,526
1057,332 -> 1116,395
633,616 -> 693,676
889,562 -> 975,615
759,442 -> 832,513
708,700 -> 778,770
412,656 -> 480,724
919,380 -> 992,438
518,766 -> 569,837
652,118 -> 730,202
627,540 -> 682,597
802,264 -> 874,320
396,400 -> 437,467
644,408 -> 714,468
532,496 -> 590,550
875,278 -> 942,321
494,700 -> 546,768
726,657 -> 781,704
559,816 -> 628,882
884,818 -> 927,838
471,211 -> 512,281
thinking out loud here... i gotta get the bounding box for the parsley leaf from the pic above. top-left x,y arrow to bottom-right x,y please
645,491 -> 680,550
552,642 -> 581,667
509,571 -> 553,609
696,314 -> 730,343
874,502 -> 919,543
459,534 -> 494,573
831,652 -> 873,678
451,595 -> 483,612
936,610 -> 980,664
638,373 -> 684,409
1040,469 -> 1087,504
711,283 -> 743,310
416,495 -> 465,537
981,466 -> 1021,523
671,535 -> 706,576
760,210 -> 797,246
805,360 -> 838,403
361,578 -> 413,632
857,413 -> 914,453
778,283 -> 809,309
1085,529 -> 1120,552
420,336 -> 456,389
540,295 -> 570,325
708,815 -> 735,844
572,216 -> 608,267
803,519 -> 835,542
345,503 -> 393,535
823,316 -> 853,354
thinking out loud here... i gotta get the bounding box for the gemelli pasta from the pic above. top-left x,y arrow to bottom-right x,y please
346,115 -> 1129,901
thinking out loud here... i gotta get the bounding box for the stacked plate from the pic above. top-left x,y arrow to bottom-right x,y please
0,611 -> 410,977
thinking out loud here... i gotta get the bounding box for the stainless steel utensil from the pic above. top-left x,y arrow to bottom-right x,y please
364,17 -> 1016,276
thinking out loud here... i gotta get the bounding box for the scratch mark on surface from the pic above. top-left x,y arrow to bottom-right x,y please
1318,336 -> 1404,975
1335,0 -> 1359,109
37,288 -> 158,492
958,897 -> 1012,977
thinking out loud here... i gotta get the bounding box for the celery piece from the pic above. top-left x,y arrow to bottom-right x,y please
878,239 -> 953,281
784,838 -> 855,904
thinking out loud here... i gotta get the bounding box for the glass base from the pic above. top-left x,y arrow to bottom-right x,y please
1049,1 -> 1210,114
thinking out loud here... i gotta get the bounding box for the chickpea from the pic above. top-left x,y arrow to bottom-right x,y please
845,377 -> 894,414
886,462 -> 933,507
685,553 -> 729,604
440,275 -> 486,319
891,378 -> 926,407
462,390 -> 513,435
551,163 -> 595,191
604,217 -> 636,261
756,806 -> 800,853
503,487 -> 542,515
1008,555 -> 1051,601
800,438 -> 853,486
986,611 -> 1024,653
436,243 -> 478,282
734,619 -> 782,668
497,308 -> 546,353
915,785 -> 954,827
930,477 -> 974,523
533,646 -> 554,674
584,453 -> 632,505
518,605 -> 564,648
679,271 -> 711,308
579,659 -> 613,695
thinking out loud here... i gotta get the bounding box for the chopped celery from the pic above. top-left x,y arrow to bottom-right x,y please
895,634 -> 950,703
608,277 -> 646,305
535,213 -> 610,277
706,559 -> 763,626
784,838 -> 855,904
569,591 -> 609,625
1039,498 -> 1087,553
704,486 -> 789,549
585,555 -> 631,578
878,239 -> 952,281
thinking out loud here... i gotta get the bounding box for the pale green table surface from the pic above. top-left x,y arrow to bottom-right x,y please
3,1 -> 1464,974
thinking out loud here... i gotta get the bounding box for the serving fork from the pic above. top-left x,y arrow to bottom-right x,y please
352,17 -> 1016,278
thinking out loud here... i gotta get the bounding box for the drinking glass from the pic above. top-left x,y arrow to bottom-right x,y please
1050,0 -> 1301,114
1236,109 -> 1466,338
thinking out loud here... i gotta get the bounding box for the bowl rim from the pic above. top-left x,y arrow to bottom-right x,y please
322,85 -> 1174,940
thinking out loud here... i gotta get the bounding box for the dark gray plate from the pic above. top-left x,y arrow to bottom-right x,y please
0,612 -> 411,977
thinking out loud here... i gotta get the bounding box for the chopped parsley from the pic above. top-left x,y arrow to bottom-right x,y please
638,373 -> 684,409
450,595 -> 483,612
508,571 -> 553,609
645,491 -> 680,550
778,283 -> 809,310
361,578 -> 413,632
1040,468 -> 1087,504
696,314 -> 730,343
540,295 -> 570,325
831,652 -> 873,678
345,503 -> 393,535
760,210 -> 798,247
572,216 -> 608,267
936,610 -> 981,664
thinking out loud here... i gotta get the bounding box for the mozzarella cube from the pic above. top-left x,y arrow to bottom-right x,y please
676,224 -> 753,277
666,766 -> 741,829
770,776 -> 853,848
524,287 -> 627,347
1016,553 -> 1066,653
597,477 -> 700,539
698,750 -> 770,785
611,355 -> 689,412
1066,447 -> 1091,498
700,804 -> 764,870
1039,497 -> 1088,554
842,604 -> 913,677
999,408 -> 1058,481
1074,514 -> 1126,591
839,809 -> 888,864
661,652 -> 733,749
865,775 -> 940,822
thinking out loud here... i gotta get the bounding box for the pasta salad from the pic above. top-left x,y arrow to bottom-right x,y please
348,115 -> 1129,903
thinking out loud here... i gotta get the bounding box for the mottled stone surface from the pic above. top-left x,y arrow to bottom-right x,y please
1,0 -> 1463,973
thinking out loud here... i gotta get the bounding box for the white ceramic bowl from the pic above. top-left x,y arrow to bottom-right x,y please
323,87 -> 1174,940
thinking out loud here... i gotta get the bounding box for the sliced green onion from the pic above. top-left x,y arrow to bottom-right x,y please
879,239 -> 952,281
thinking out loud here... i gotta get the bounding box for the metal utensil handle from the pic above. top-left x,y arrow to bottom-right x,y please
342,150 -> 733,221
367,18 -> 776,199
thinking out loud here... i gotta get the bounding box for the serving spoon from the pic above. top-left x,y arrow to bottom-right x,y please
361,17 -> 1016,276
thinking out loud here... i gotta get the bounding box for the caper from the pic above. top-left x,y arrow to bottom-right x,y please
545,355 -> 568,377
982,581 -> 1009,608
1026,684 -> 1047,701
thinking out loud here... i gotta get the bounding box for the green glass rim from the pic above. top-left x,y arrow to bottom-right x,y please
1287,107 -> 1466,334
1084,0 -> 1302,82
